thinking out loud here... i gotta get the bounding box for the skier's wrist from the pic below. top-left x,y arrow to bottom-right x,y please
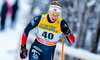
21,45 -> 26,49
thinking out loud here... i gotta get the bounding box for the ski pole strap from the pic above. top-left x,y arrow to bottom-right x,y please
61,34 -> 64,60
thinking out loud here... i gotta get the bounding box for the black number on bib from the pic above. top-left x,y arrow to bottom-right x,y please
42,31 -> 54,40
48,33 -> 53,39
42,31 -> 47,38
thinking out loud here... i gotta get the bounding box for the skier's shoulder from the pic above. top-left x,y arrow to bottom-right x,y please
30,15 -> 41,23
32,14 -> 49,21
33,15 -> 42,20
61,19 -> 68,26
61,19 -> 69,31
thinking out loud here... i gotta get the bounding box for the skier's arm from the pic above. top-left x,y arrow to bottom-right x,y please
20,16 -> 41,59
61,20 -> 75,45
21,16 -> 41,45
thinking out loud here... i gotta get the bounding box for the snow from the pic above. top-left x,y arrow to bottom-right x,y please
33,6 -> 41,16
0,0 -> 100,60
0,0 -> 29,60
56,43 -> 100,60
41,0 -> 49,5
85,29 -> 93,49
87,0 -> 96,7
0,29 -> 19,60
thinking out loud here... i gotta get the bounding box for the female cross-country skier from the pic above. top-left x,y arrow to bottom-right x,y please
20,1 -> 75,60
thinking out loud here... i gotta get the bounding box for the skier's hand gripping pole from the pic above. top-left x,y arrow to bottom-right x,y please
20,45 -> 28,59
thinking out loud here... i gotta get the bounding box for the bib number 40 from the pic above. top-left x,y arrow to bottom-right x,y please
42,31 -> 54,40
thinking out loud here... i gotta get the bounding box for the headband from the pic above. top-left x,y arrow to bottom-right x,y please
49,5 -> 62,13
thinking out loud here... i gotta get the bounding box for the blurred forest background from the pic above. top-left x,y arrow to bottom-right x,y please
0,0 -> 100,60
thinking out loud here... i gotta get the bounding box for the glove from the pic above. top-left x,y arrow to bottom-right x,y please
20,45 -> 28,59
62,24 -> 75,44
68,33 -> 75,44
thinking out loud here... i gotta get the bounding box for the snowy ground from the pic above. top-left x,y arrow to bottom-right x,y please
56,43 -> 100,60
0,10 -> 26,60
0,0 -> 31,60
0,0 -> 100,60
0,28 -> 20,60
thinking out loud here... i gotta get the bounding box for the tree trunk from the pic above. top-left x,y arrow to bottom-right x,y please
81,6 -> 92,48
91,15 -> 100,53
75,0 -> 87,48
90,2 -> 100,53
70,0 -> 79,32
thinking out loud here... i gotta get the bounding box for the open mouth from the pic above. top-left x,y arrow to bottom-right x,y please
52,18 -> 55,21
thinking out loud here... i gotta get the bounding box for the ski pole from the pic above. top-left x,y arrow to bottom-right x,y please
61,34 -> 64,60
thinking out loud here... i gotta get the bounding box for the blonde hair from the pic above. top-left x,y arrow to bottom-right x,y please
50,1 -> 62,7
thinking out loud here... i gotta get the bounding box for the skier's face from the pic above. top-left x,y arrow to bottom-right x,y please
49,11 -> 60,22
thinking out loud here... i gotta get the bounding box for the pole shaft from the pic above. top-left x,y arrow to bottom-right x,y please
61,34 -> 64,60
